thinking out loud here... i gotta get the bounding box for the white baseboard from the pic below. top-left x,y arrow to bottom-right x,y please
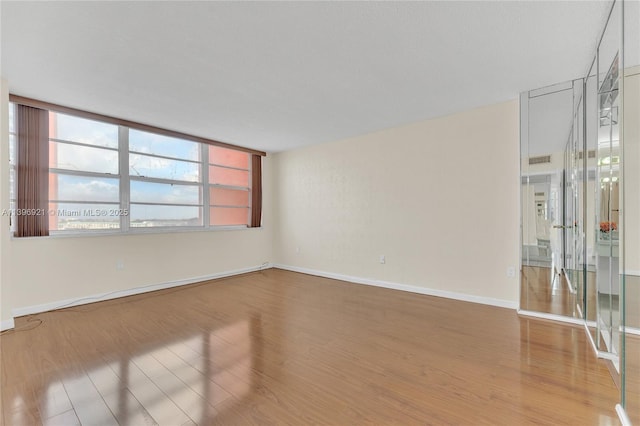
273,264 -> 518,310
517,309 -> 591,327
616,404 -> 631,426
1,318 -> 15,332
622,326 -> 640,337
11,263 -> 271,319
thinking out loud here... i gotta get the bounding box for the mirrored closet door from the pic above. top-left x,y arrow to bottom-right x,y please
519,0 -> 624,363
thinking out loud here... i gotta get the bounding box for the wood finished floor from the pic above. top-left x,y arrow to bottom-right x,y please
626,335 -> 640,425
520,265 -> 598,320
0,268 -> 621,425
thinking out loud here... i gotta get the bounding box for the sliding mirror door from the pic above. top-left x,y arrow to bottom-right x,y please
584,62 -> 599,330
620,0 -> 639,422
593,0 -> 622,363
520,81 -> 580,317
520,1 -> 639,422
564,79 -> 585,296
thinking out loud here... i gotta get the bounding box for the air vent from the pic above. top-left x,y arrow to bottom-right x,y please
529,155 -> 551,165
578,150 -> 597,159
535,192 -> 545,196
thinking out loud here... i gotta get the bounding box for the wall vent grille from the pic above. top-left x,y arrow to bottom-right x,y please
578,150 -> 597,159
529,155 -> 551,165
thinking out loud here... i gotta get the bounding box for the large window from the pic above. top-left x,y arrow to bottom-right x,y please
9,100 -> 263,236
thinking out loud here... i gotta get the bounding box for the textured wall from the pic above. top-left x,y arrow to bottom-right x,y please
273,100 -> 521,304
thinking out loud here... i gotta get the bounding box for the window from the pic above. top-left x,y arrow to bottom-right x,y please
9,99 -> 263,236
8,103 -> 16,233
208,146 -> 251,226
129,130 -> 203,228
49,112 -> 121,231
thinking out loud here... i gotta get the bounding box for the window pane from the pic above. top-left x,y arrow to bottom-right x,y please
130,205 -> 202,227
9,168 -> 15,201
9,200 -> 16,233
210,207 -> 248,226
50,141 -> 118,174
129,129 -> 199,161
210,187 -> 249,207
48,202 -> 121,231
209,146 -> 249,169
129,153 -> 199,182
52,174 -> 119,202
51,112 -> 118,148
9,103 -> 15,134
130,180 -> 200,205
209,166 -> 249,187
9,134 -> 16,165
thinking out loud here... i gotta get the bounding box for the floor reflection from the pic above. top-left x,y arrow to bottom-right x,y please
518,319 -> 619,425
624,334 -> 640,425
2,300 -> 261,425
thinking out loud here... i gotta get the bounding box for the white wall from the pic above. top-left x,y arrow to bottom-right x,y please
273,100 -> 521,305
0,78 -> 274,328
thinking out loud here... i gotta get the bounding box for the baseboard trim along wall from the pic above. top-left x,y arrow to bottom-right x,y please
616,403 -> 632,426
1,318 -> 15,332
622,326 -> 640,337
273,264 -> 518,309
9,263 -> 271,325
517,309 -> 590,327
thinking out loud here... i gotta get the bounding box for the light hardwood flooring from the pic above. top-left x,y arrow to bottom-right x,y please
520,265 -> 598,320
0,268 -> 622,425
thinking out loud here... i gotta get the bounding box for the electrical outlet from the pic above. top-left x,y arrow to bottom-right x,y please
507,266 -> 516,277
379,255 -> 386,264
295,247 -> 300,254
116,260 -> 125,270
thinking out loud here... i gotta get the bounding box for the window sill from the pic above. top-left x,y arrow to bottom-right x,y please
11,225 -> 264,240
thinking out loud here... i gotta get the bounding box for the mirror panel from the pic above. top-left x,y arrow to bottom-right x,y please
621,0 -> 640,421
520,1 -> 638,420
520,81 -> 578,316
585,63 -> 599,333
595,0 -> 622,361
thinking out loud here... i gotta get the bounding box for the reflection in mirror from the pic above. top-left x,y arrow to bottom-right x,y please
621,1 -> 640,421
520,81 -> 581,317
594,0 -> 622,363
585,62 -> 599,334
519,1 -> 639,421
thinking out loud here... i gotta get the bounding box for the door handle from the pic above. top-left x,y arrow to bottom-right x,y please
553,225 -> 570,229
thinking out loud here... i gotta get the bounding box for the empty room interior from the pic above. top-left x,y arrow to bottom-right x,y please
1,1 -> 639,425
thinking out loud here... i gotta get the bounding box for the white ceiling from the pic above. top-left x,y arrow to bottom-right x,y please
1,1 -> 615,153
